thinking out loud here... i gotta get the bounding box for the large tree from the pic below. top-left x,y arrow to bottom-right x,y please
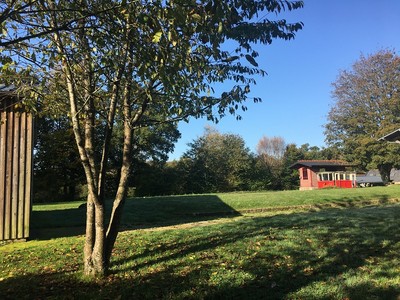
2,0 -> 304,276
325,50 -> 400,181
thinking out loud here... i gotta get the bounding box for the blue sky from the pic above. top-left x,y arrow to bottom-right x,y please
168,0 -> 400,160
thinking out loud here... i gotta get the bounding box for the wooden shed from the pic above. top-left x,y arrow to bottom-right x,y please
291,160 -> 356,191
0,85 -> 33,241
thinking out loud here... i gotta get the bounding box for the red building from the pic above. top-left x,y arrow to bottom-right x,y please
291,160 -> 356,190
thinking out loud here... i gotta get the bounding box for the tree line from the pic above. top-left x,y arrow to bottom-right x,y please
33,123 -> 337,200
132,128 -> 342,196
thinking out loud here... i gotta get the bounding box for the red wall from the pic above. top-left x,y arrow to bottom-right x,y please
299,167 -> 319,190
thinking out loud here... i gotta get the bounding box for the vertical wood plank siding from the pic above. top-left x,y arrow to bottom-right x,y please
0,97 -> 33,241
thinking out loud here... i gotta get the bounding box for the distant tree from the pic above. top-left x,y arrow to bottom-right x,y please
255,136 -> 286,189
299,144 -> 321,160
181,127 -> 252,193
325,50 -> 400,182
279,143 -> 305,190
33,116 -> 85,202
257,136 -> 286,169
132,160 -> 182,196
299,143 -> 342,161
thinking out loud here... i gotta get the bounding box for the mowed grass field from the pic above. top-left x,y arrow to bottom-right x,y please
1,186 -> 400,299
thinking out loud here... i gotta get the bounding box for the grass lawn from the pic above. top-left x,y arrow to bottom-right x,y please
1,186 -> 400,299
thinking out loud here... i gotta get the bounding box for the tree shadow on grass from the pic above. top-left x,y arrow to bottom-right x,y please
129,203 -> 398,296
9,203 -> 399,299
30,206 -> 87,240
108,204 -> 400,299
30,195 -> 241,240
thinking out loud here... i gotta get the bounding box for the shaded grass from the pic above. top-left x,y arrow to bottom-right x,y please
1,195 -> 399,299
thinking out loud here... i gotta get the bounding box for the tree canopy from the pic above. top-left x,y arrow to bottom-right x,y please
180,126 -> 252,193
325,49 -> 400,181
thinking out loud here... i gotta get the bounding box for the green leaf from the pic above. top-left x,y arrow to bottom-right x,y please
245,54 -> 258,67
152,31 -> 162,43
218,22 -> 223,33
191,14 -> 202,22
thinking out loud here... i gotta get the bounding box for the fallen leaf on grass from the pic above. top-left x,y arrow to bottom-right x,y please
303,266 -> 314,275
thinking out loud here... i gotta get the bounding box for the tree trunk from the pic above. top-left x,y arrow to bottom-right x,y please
105,190 -> 126,266
105,73 -> 134,265
378,163 -> 392,185
105,152 -> 131,265
84,196 -> 95,274
84,196 -> 106,276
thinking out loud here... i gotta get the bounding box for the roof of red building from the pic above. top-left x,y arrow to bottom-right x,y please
290,160 -> 355,169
